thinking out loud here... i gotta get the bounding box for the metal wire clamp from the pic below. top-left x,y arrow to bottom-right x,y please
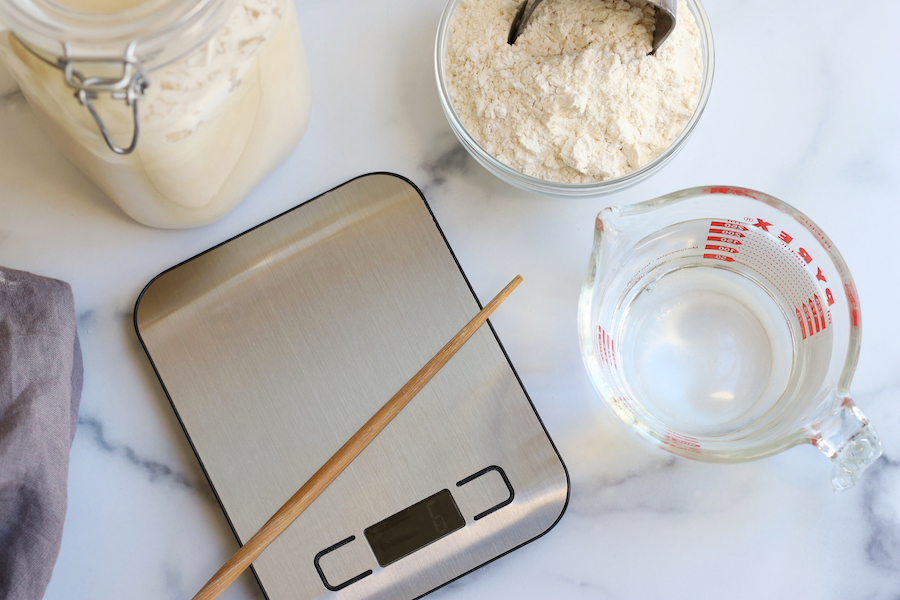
60,41 -> 150,155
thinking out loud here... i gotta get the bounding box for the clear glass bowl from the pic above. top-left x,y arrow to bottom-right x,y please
434,0 -> 715,198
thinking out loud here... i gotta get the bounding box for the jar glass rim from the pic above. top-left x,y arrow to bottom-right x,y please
0,0 -> 235,68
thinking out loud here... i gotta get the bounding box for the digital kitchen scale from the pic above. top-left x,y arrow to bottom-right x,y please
135,173 -> 569,600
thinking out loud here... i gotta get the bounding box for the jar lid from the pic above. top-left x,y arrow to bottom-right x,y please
0,0 -> 234,68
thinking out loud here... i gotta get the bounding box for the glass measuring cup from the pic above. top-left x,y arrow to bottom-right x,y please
577,186 -> 882,491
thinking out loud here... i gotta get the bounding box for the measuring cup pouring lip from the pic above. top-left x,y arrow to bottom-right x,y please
580,185 -> 881,491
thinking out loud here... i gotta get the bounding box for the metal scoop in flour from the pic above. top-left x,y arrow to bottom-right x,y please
508,0 -> 677,55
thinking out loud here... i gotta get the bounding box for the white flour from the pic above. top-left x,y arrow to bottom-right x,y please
143,0 -> 284,137
445,0 -> 702,183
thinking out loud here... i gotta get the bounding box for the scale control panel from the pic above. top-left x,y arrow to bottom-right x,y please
313,465 -> 514,591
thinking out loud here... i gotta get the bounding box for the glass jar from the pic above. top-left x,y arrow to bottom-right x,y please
0,0 -> 311,228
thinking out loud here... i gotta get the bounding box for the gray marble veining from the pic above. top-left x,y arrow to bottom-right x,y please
76,416 -> 199,492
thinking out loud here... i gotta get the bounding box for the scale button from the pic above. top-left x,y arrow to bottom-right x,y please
454,465 -> 514,521
313,535 -> 374,591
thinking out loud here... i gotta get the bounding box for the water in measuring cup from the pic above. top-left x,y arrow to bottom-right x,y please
616,222 -> 832,437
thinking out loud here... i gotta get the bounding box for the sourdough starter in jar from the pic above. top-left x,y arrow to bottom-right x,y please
0,0 -> 311,228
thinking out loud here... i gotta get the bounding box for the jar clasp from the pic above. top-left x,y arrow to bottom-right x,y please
60,42 -> 149,155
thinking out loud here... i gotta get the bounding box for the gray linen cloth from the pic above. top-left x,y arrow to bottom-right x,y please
0,266 -> 82,600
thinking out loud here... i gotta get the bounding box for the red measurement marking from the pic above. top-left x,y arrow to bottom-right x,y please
802,303 -> 814,337
816,267 -> 827,282
705,245 -> 738,253
796,308 -> 807,340
846,285 -> 859,327
814,294 -> 826,330
612,396 -> 638,414
778,231 -> 793,244
597,327 -> 607,365
597,326 -> 616,368
663,432 -> 702,454
705,222 -> 742,261
710,221 -> 749,231
709,228 -> 746,237
826,288 -> 835,306
707,236 -> 742,245
809,298 -> 821,333
598,330 -> 603,363
752,218 -> 772,231
603,328 -> 611,366
706,186 -> 757,199
703,254 -> 735,262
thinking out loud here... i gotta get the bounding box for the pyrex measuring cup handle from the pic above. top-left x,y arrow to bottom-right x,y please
809,397 -> 883,492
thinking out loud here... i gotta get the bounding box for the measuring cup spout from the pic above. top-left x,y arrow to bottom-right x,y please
810,397 -> 883,492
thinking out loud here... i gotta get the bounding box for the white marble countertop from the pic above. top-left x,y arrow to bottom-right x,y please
2,0 -> 900,598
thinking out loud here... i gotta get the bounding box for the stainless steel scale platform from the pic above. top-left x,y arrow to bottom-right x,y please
135,173 -> 569,600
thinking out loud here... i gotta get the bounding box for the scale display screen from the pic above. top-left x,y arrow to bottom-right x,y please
364,489 -> 465,567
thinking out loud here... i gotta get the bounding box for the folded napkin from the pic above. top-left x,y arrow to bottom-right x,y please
0,266 -> 82,600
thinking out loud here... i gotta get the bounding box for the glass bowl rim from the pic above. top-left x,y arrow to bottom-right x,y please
433,0 -> 716,196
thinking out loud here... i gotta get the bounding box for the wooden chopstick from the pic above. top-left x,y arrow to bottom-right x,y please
192,275 -> 523,600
